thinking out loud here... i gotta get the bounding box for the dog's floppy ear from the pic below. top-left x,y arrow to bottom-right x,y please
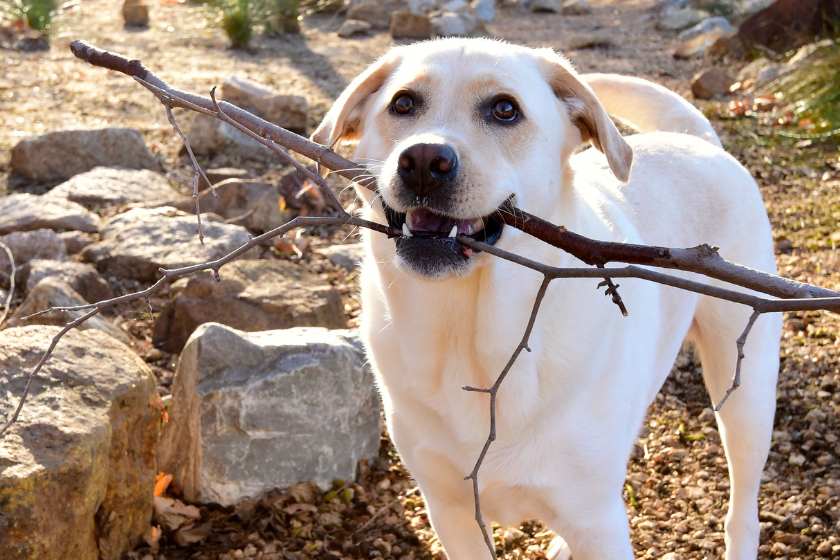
537,51 -> 633,182
311,52 -> 401,147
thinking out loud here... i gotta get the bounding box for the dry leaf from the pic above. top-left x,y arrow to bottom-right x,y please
288,481 -> 320,503
283,502 -> 318,515
154,473 -> 173,497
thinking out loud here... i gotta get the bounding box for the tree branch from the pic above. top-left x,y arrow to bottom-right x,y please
0,242 -> 15,327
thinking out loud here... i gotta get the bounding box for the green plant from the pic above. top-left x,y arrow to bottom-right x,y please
0,0 -> 56,34
209,0 -> 300,48
769,40 -> 840,137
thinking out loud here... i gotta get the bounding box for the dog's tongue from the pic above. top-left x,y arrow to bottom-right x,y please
408,208 -> 483,234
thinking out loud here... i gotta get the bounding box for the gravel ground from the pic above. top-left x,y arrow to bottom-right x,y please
2,1 -> 839,559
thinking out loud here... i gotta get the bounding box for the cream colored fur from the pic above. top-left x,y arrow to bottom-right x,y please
313,38 -> 781,560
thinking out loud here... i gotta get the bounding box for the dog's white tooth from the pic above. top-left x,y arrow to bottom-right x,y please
448,226 -> 458,238
466,224 -> 474,235
402,223 -> 412,237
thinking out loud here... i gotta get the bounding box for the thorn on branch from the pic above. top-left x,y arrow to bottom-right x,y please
597,274 -> 629,317
144,298 -> 153,320
213,269 -> 221,282
714,309 -> 762,412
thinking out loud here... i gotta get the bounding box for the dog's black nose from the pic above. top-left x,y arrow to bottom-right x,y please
397,143 -> 458,196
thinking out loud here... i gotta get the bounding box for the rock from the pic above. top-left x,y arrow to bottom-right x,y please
172,178 -> 288,234
569,32 -> 613,49
151,259 -> 345,353
338,18 -> 372,37
658,7 -> 711,31
122,0 -> 149,27
24,259 -> 115,303
13,32 -> 49,52
0,326 -> 158,560
0,229 -> 66,288
431,11 -> 479,36
221,75 -> 308,135
562,0 -> 592,15
205,167 -> 251,185
704,33 -> 746,62
317,243 -> 365,271
674,30 -> 729,59
0,193 -> 101,236
186,115 -> 278,161
58,231 -> 98,255
737,0 -> 775,16
530,0 -> 560,12
677,16 -> 735,42
11,128 -> 156,183
690,67 -> 735,99
390,12 -> 434,38
788,38 -> 836,68
473,0 -> 495,20
443,0 -> 469,10
738,0 -> 840,55
157,323 -> 380,505
6,278 -> 130,344
81,207 -> 254,282
347,2 -> 393,28
44,167 -> 179,209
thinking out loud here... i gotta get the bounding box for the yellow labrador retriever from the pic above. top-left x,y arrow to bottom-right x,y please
313,38 -> 780,560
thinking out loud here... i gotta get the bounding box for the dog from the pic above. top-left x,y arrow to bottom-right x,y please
312,38 -> 781,560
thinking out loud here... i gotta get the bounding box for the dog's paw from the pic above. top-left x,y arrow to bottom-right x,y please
546,536 -> 572,560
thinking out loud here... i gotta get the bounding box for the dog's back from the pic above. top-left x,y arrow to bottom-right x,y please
583,73 -> 723,148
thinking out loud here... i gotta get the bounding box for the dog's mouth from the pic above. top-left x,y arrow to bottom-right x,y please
382,199 -> 507,277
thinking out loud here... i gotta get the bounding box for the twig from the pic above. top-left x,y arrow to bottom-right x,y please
0,242 -> 15,327
462,276 -> 552,559
164,102 -> 217,244
353,487 -> 420,536
714,309 -> 762,412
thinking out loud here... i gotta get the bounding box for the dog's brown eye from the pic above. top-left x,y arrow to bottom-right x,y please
392,94 -> 414,115
491,99 -> 517,121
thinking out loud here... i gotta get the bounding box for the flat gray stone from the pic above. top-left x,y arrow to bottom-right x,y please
658,6 -> 710,31
0,326 -> 158,560
317,243 -> 365,271
562,0 -> 592,15
157,324 -> 381,505
58,231 -> 98,255
82,207 -> 254,282
5,277 -> 130,344
530,0 -> 559,12
0,193 -> 100,236
172,178 -> 288,234
10,128 -> 156,182
338,18 -> 372,37
151,259 -> 346,353
186,115 -> 278,162
24,259 -> 114,303
677,16 -> 735,43
431,11 -> 479,36
44,167 -> 180,209
0,229 -> 67,288
222,75 -> 308,135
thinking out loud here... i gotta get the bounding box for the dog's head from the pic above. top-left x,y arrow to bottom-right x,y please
313,38 -> 632,279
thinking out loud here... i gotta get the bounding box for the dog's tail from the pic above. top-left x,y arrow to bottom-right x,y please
582,73 -> 722,148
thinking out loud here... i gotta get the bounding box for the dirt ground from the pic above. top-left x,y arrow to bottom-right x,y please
1,0 -> 839,559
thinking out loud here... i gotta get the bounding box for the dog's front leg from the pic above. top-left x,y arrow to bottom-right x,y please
410,452 -> 498,560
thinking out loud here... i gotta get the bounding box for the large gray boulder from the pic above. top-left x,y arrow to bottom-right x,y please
0,193 -> 100,236
0,326 -> 159,560
152,259 -> 346,353
221,75 -> 308,136
24,259 -> 114,303
44,167 -> 180,209
10,128 -> 156,182
172,178 -> 288,234
82,207 -> 254,282
157,324 -> 381,505
5,277 -> 130,344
